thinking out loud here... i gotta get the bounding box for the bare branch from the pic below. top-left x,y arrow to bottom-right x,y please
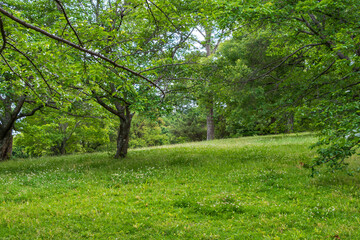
301,15 -> 320,37
211,28 -> 228,55
343,81 -> 360,90
195,27 -> 206,38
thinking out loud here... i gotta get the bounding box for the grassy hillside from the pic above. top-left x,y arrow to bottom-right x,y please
1,133 -> 360,239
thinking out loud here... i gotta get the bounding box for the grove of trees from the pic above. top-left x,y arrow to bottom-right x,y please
1,0 -> 359,172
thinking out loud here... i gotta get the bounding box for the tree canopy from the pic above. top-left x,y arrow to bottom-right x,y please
1,0 -> 359,173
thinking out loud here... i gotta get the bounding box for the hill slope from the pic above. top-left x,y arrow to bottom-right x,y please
1,134 -> 360,239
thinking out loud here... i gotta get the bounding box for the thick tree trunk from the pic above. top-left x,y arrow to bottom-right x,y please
115,110 -> 133,159
206,105 -> 215,141
0,129 -> 13,161
0,94 -> 40,161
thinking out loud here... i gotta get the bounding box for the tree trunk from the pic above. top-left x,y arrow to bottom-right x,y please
0,94 -> 40,161
0,128 -> 13,161
115,109 -> 133,158
204,27 -> 215,141
287,113 -> 294,133
60,140 -> 67,155
206,105 -> 215,140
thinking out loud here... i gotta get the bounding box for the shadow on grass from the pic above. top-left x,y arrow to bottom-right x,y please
173,196 -> 246,219
311,171 -> 360,188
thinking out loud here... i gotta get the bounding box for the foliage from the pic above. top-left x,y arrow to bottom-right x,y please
0,2 -> 65,159
219,0 -> 360,170
2,134 -> 360,238
1,0 -> 360,171
13,110 -> 110,157
129,115 -> 171,148
0,0 -> 197,159
165,106 -> 207,142
310,92 -> 360,173
202,32 -> 299,136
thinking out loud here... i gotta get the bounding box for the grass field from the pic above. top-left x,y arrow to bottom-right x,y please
1,133 -> 360,239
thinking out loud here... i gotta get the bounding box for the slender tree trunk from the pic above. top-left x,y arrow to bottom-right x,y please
206,104 -> 215,140
0,128 -> 13,161
204,27 -> 215,141
115,109 -> 133,159
287,113 -> 294,133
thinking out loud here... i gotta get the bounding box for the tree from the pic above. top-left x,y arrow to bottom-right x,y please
0,8 -> 56,160
73,0 -> 194,158
223,0 -> 360,170
189,0 -> 235,140
0,0 -> 194,159
212,30 -> 309,136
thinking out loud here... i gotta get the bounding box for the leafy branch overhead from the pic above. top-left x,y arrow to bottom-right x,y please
0,6 -> 162,93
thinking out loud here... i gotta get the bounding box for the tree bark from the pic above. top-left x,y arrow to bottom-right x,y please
115,108 -> 133,158
206,104 -> 215,140
0,128 -> 13,161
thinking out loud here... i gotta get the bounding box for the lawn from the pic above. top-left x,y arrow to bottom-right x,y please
1,133 -> 360,239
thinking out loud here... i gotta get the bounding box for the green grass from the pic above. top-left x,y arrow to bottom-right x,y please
1,133 -> 360,239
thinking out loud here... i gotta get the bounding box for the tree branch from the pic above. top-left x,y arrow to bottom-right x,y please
2,95 -> 25,135
17,104 -> 44,119
54,0 -> 83,47
139,61 -> 197,73
310,60 -> 336,83
298,29 -> 315,35
92,92 -> 126,121
250,43 -> 324,81
0,7 -> 164,95
308,13 -> 323,31
145,0 -> 159,28
41,102 -> 105,119
0,16 -> 6,54
0,53 -> 42,100
146,0 -> 180,32
7,42 -> 59,95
